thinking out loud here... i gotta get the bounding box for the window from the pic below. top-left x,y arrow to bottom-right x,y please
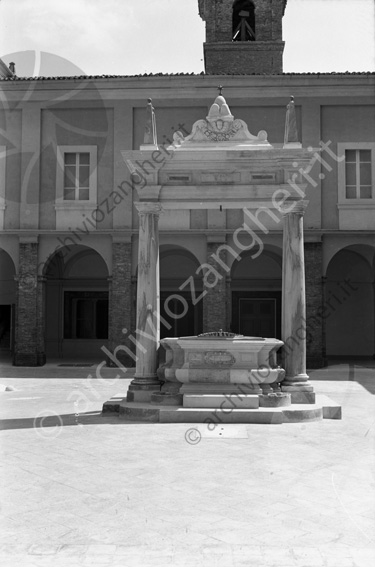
337,143 -> 375,229
55,145 -> 98,229
345,149 -> 372,199
338,143 -> 375,204
56,145 -> 97,204
63,152 -> 90,201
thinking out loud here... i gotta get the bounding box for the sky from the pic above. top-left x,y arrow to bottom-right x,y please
0,0 -> 374,77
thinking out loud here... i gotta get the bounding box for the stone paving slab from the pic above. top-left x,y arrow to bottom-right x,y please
0,362 -> 374,566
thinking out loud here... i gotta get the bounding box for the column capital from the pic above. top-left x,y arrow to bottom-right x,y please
112,234 -> 132,244
19,235 -> 39,244
281,199 -> 309,216
207,234 -> 226,244
134,201 -> 162,216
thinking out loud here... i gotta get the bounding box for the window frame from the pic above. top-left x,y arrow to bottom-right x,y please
337,142 -> 375,208
56,145 -> 97,207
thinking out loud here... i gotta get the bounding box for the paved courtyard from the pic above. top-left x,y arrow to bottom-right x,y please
0,360 -> 374,567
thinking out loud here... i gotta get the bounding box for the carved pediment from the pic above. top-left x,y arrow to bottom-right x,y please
170,94 -> 271,150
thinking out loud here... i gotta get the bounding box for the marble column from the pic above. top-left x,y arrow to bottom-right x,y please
281,200 -> 315,403
127,202 -> 162,402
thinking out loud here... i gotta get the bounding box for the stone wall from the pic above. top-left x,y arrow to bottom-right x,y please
204,42 -> 284,75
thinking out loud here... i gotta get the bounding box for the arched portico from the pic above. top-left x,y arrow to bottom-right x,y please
160,245 -> 203,338
325,245 -> 375,358
231,246 -> 282,337
43,245 -> 109,360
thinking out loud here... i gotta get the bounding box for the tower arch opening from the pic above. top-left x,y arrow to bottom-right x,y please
232,0 -> 256,42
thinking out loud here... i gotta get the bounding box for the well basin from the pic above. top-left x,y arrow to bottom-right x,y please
158,331 -> 285,389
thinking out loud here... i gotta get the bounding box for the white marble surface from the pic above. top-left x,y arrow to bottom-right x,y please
133,202 -> 161,381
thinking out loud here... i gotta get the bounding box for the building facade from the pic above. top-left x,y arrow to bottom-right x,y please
0,0 -> 374,366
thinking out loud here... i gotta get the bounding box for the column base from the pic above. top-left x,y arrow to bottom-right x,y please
281,384 -> 315,404
13,352 -> 46,366
127,377 -> 161,402
281,377 -> 315,404
282,383 -> 314,392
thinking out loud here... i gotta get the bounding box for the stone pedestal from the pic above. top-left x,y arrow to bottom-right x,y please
127,202 -> 162,402
281,201 -> 314,402
159,333 -> 285,398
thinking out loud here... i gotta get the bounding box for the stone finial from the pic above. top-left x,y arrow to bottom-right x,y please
207,94 -> 233,123
140,98 -> 158,151
283,95 -> 302,148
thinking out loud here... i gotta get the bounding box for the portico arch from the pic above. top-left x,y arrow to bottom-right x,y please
231,246 -> 282,337
325,245 -> 375,358
44,245 -> 109,360
160,245 -> 203,338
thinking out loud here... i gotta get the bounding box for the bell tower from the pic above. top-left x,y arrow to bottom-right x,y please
198,0 -> 287,74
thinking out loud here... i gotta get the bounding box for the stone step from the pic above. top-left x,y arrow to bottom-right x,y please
183,394 -> 259,409
316,394 -> 342,419
117,401 -> 324,424
160,407 -> 285,424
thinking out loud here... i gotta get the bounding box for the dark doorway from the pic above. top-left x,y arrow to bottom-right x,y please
232,291 -> 281,338
160,291 -> 203,339
0,305 -> 12,352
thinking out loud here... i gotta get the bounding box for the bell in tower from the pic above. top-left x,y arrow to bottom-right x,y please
232,0 -> 256,42
198,0 -> 287,74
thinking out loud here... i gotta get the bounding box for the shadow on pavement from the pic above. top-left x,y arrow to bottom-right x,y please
0,411 -> 130,431
309,360 -> 375,395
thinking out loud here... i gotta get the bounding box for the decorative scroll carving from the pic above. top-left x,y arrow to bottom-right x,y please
176,94 -> 270,148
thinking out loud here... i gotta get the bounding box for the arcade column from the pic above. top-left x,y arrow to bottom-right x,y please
14,237 -> 45,366
127,202 -> 162,402
281,200 -> 315,403
108,236 -> 133,366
